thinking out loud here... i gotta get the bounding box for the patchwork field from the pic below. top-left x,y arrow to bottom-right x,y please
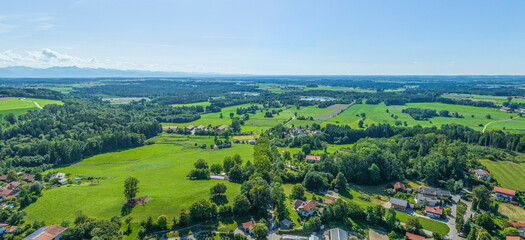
0,97 -> 63,117
480,160 -> 525,191
24,134 -> 251,226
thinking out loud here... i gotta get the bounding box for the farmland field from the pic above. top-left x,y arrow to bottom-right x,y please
498,203 -> 525,221
171,101 -> 211,108
442,94 -> 525,105
24,134 -> 252,229
0,97 -> 63,117
479,160 -> 525,191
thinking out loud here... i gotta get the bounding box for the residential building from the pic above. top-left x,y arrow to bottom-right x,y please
474,169 -> 492,181
324,198 -> 334,205
394,182 -> 406,192
5,226 -> 20,234
305,155 -> 321,163
506,237 -> 521,240
21,174 -> 35,182
217,125 -> 228,131
49,173 -> 65,182
295,200 -> 317,217
0,223 -> 7,234
329,228 -> 348,240
500,107 -> 511,112
419,186 -> 451,198
248,140 -> 255,145
425,205 -> 444,218
415,193 -> 439,207
161,126 -> 178,131
23,225 -> 67,240
389,197 -> 409,210
186,125 -> 195,130
494,186 -> 517,202
280,219 -> 295,230
241,221 -> 255,234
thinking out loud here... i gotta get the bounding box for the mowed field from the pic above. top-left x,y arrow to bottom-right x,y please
479,160 -> 525,191
442,94 -> 525,105
24,134 -> 252,225
0,97 -> 63,117
316,102 -> 522,132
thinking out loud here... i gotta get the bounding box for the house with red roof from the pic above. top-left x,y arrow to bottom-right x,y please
186,125 -> 195,130
425,205 -> 444,218
305,155 -> 321,163
506,237 -> 521,240
405,232 -> 434,240
4,226 -> 20,234
241,220 -> 255,234
494,186 -> 517,202
294,200 -> 318,217
394,182 -> 406,192
22,225 -> 67,240
324,198 -> 334,205
21,174 -> 35,183
161,126 -> 178,131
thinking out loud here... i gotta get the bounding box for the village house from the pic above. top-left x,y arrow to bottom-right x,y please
232,139 -> 240,143
241,220 -> 255,234
196,125 -> 207,131
22,225 -> 68,240
405,232 -> 435,240
293,199 -> 318,217
4,226 -> 20,235
324,198 -> 334,205
474,169 -> 492,181
280,219 -> 295,230
415,193 -> 439,207
419,186 -> 451,198
217,125 -> 228,131
329,228 -> 348,240
3,182 -> 20,191
21,174 -> 35,183
161,126 -> 178,131
394,182 -> 406,192
248,140 -> 255,145
506,237 -> 521,240
389,197 -> 410,210
0,176 -> 7,182
49,173 -> 68,185
0,223 -> 7,234
305,155 -> 321,163
494,186 -> 517,203
186,125 -> 195,130
425,205 -> 444,218
500,107 -> 511,112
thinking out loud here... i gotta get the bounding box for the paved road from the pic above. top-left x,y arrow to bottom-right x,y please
483,115 -> 521,133
284,108 -> 296,126
20,97 -> 43,109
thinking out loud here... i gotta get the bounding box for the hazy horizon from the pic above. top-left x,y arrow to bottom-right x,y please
1,0 -> 525,75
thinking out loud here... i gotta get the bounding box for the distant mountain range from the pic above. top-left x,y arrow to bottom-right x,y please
0,66 -> 235,78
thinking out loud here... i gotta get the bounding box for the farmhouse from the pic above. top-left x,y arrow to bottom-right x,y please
500,107 -> 511,112
506,237 -> 521,240
405,232 -> 434,240
196,125 -> 207,131
3,182 -> 20,191
305,155 -> 321,163
0,176 -> 7,182
419,186 -> 451,198
23,225 -> 67,240
329,228 -> 348,240
389,197 -> 410,210
294,200 -> 318,217
217,125 -> 228,131
233,139 -> 240,143
493,186 -> 517,202
0,223 -> 7,234
49,173 -> 67,185
425,205 -> 444,218
474,169 -> 492,181
248,140 -> 256,145
241,220 -> 255,234
415,193 -> 439,207
394,182 -> 406,192
186,125 -> 195,130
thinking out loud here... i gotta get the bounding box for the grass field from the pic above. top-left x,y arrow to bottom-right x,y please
498,203 -> 525,221
172,101 -> 211,108
442,94 -> 525,105
162,103 -> 294,133
24,134 -> 253,233
319,102 -> 522,132
479,160 -> 525,191
0,97 -> 63,117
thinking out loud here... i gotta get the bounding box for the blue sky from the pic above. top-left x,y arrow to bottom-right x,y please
0,0 -> 524,74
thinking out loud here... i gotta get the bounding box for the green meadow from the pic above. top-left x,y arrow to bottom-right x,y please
24,134 -> 252,225
480,160 -> 525,191
441,93 -> 525,105
0,97 -> 63,117
288,102 -> 522,133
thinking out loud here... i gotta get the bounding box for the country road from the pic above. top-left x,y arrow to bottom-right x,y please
482,115 -> 524,133
284,108 -> 296,126
20,97 -> 43,109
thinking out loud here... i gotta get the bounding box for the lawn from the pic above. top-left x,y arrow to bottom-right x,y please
24,134 -> 253,234
395,212 -> 450,235
480,160 -> 525,191
0,97 -> 63,117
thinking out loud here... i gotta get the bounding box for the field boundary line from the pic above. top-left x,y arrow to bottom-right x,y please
20,97 -> 43,109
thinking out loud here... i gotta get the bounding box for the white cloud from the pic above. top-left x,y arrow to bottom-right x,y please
0,48 -> 134,69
